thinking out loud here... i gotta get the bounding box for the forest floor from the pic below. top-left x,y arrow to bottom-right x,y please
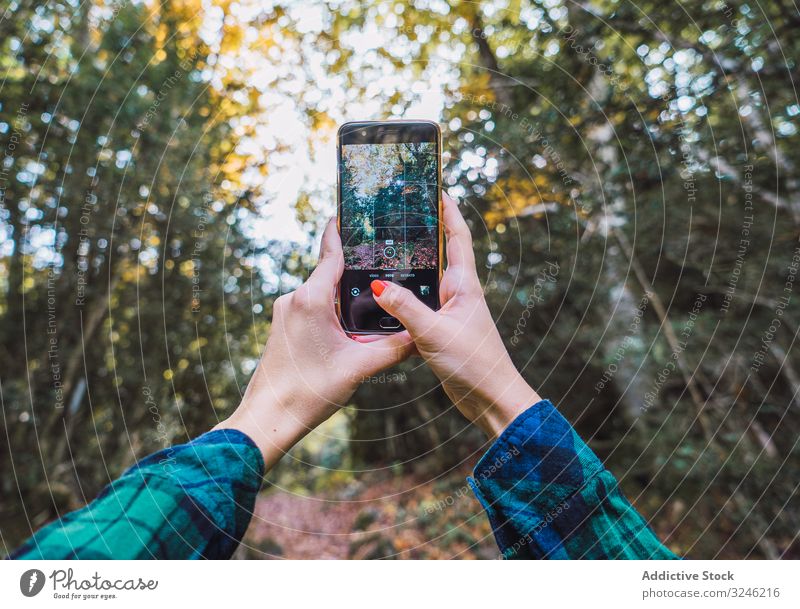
343,239 -> 438,270
237,464 -> 498,559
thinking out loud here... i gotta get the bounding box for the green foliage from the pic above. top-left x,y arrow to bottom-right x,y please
0,0 -> 267,540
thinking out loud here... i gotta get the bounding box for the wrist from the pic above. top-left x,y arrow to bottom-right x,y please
213,390 -> 316,471
473,374 -> 540,440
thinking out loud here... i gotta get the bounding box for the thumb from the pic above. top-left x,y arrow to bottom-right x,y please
370,280 -> 437,336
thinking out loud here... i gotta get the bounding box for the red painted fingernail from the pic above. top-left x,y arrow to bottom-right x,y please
370,280 -> 388,296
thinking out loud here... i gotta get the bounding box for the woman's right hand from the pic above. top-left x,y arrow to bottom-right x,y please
364,193 -> 541,439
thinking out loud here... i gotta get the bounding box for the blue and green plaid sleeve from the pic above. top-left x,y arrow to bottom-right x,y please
468,399 -> 678,559
10,429 -> 263,560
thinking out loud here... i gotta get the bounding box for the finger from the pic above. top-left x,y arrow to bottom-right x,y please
308,217 -> 344,287
442,192 -> 476,272
353,333 -> 420,357
370,280 -> 437,336
357,330 -> 417,373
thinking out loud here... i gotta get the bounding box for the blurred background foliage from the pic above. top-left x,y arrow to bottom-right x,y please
1,0 -> 798,558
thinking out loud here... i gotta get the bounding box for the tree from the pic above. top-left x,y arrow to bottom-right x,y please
0,0 -> 268,542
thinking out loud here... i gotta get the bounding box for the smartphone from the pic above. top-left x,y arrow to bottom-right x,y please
337,120 -> 443,334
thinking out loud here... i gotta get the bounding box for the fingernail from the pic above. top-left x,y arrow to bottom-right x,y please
370,280 -> 388,296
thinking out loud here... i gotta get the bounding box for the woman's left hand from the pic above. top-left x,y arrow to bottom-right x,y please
215,218 -> 415,469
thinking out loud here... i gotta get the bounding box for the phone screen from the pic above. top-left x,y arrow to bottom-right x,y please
338,121 -> 441,333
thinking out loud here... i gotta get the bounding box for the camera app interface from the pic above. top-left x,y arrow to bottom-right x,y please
340,140 -> 439,330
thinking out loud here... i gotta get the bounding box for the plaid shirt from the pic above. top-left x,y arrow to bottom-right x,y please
10,400 -> 676,559
469,400 -> 676,559
9,430 -> 263,559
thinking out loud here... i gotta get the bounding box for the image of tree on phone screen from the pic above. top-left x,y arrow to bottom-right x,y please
340,142 -> 438,270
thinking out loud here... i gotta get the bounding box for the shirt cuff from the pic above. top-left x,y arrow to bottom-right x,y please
467,399 -> 604,558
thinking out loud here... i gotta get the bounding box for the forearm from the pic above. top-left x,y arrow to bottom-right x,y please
10,429 -> 263,560
469,399 -> 678,560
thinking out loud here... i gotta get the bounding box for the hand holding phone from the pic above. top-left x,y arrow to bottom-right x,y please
215,218 -> 416,467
